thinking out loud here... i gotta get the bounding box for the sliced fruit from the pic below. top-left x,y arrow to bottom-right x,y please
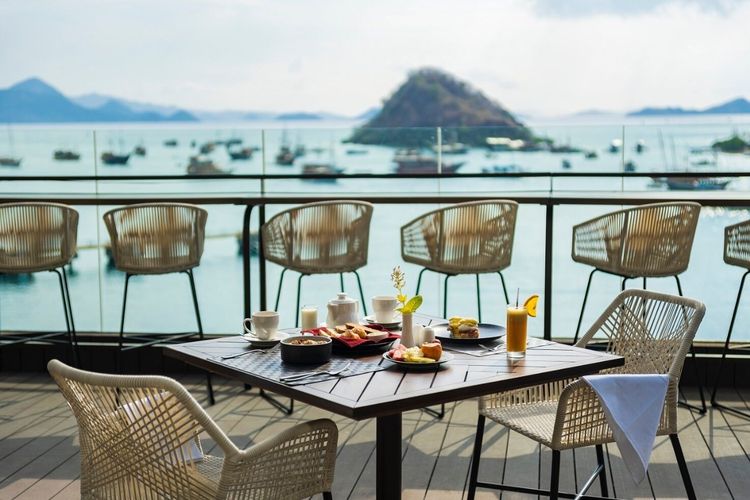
524,294 -> 540,317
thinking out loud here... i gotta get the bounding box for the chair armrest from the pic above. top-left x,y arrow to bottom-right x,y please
571,211 -> 625,270
218,419 -> 338,499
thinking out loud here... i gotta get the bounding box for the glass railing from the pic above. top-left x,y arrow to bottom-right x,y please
1,121 -> 749,343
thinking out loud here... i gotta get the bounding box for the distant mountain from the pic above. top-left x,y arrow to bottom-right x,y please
275,112 -> 323,120
628,97 -> 750,116
74,92 -> 183,116
0,78 -> 196,123
356,106 -> 381,120
347,68 -> 531,147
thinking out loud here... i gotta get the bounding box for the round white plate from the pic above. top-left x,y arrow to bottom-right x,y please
383,351 -> 453,370
241,331 -> 288,347
364,315 -> 402,328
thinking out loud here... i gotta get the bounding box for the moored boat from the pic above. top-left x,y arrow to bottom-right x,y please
301,163 -> 344,181
276,146 -> 295,165
664,177 -> 730,191
228,147 -> 253,160
186,156 -> 228,175
393,149 -> 463,174
100,152 -> 130,165
53,150 -> 80,161
133,145 -> 146,156
0,156 -> 21,167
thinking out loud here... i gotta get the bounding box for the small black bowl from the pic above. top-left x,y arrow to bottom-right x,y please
280,335 -> 332,364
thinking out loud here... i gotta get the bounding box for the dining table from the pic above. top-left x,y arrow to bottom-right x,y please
165,324 -> 623,500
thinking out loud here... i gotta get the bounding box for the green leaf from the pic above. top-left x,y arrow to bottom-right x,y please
401,295 -> 423,313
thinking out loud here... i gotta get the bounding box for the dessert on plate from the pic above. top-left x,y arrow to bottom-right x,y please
448,316 -> 479,338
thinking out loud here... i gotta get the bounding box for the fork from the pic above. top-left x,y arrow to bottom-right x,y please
478,343 -> 503,352
280,361 -> 353,382
220,346 -> 277,360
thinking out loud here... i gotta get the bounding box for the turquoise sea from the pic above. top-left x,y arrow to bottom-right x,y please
1,115 -> 750,342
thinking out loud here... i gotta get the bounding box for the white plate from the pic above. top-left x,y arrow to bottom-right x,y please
383,351 -> 453,370
241,331 -> 288,346
363,315 -> 402,328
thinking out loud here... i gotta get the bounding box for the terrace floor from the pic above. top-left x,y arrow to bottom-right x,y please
1,374 -> 748,499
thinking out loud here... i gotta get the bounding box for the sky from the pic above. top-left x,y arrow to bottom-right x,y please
1,0 -> 749,116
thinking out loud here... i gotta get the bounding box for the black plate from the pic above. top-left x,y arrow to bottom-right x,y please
433,323 -> 506,344
332,339 -> 394,355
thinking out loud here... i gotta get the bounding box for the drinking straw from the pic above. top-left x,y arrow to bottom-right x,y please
516,288 -> 519,308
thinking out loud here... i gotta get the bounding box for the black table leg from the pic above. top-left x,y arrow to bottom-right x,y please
376,413 -> 402,500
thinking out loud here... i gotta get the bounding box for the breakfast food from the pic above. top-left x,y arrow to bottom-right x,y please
420,340 -> 442,361
288,338 -> 328,345
448,317 -> 479,338
318,323 -> 386,341
387,344 -> 436,363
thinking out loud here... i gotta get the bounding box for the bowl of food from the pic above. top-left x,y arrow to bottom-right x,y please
280,335 -> 333,364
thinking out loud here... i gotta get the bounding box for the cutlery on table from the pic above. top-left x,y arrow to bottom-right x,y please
479,343 -> 503,352
220,346 -> 277,360
280,361 -> 353,382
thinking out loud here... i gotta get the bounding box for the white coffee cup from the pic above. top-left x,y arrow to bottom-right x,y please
372,295 -> 399,323
244,311 -> 280,340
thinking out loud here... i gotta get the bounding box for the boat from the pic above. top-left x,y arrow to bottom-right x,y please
393,149 -> 463,174
562,159 -> 572,170
163,139 -> 178,147
432,142 -> 469,155
199,142 -> 216,154
624,161 -> 636,172
486,137 -> 525,151
0,157 -> 21,167
100,152 -> 130,165
665,177 -> 730,191
301,163 -> 344,181
482,164 -> 523,174
53,150 -> 80,161
133,145 -> 146,156
584,150 -> 598,159
635,140 -> 647,154
227,148 -> 253,160
276,146 -> 295,165
187,156 -> 227,175
345,148 -> 368,155
608,139 -> 622,153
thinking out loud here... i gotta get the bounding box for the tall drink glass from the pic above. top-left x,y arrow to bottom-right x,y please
506,305 -> 527,359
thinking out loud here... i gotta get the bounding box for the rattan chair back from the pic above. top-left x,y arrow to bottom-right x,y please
724,218 -> 750,269
572,202 -> 700,277
262,200 -> 374,274
0,202 -> 78,274
103,203 -> 207,275
400,200 -> 518,274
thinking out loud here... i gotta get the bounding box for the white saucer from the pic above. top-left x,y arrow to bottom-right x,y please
241,331 -> 288,347
363,315 -> 402,328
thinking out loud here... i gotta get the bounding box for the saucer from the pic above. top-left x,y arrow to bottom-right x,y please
363,315 -> 402,329
241,331 -> 288,347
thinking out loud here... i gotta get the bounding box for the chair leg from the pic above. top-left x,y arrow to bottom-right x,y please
61,266 -> 81,366
274,267 -> 288,312
711,270 -> 749,409
550,449 -> 561,500
498,271 -> 510,304
353,270 -> 367,316
339,273 -> 345,293
673,275 -> 707,414
52,269 -> 76,366
595,444 -> 609,497
467,414 -> 485,500
475,274 -> 482,323
643,276 -> 647,289
295,273 -> 305,327
186,269 -> 214,406
574,269 -> 597,344
670,434 -> 696,500
322,492 -> 333,500
117,273 -> 131,374
674,275 -> 683,296
443,274 -> 452,319
415,267 -> 427,295
621,277 -> 628,291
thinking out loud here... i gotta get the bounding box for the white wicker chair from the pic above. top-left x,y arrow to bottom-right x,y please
48,359 -> 337,500
711,218 -> 750,417
103,203 -> 214,404
467,289 -> 705,500
400,200 -> 518,320
262,201 -> 374,326
0,202 -> 80,365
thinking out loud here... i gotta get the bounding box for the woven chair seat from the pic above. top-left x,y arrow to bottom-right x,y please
482,401 -> 559,448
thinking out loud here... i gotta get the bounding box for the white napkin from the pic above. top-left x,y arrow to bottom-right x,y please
583,374 -> 669,483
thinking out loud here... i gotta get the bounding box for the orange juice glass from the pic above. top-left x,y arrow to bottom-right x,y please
506,306 -> 528,359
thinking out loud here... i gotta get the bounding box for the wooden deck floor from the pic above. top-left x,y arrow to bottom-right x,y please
1,373 -> 749,499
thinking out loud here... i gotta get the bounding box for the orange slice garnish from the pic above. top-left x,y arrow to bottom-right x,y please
524,294 -> 539,317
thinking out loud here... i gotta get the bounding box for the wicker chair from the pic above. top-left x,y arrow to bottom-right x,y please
0,202 -> 80,365
711,218 -> 750,418
468,289 -> 705,500
103,203 -> 214,404
571,202 -> 705,413
262,201 -> 374,326
400,200 -> 518,320
48,359 -> 337,500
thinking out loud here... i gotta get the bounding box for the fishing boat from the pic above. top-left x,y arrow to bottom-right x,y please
276,146 -> 295,165
432,142 -> 469,155
664,177 -> 730,191
301,163 -> 344,182
100,152 -> 130,165
53,150 -> 80,161
227,147 -> 253,160
393,149 -> 463,174
187,156 -> 228,175
0,157 -> 21,167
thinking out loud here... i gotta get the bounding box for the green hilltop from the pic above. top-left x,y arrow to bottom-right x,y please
347,68 -> 533,147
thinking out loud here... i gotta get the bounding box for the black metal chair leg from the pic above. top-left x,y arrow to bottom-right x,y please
117,274 -> 131,374
621,277 -> 629,291
574,269 -> 597,344
671,434 -> 696,500
322,492 -> 333,500
421,403 -> 445,419
353,270 -> 368,316
498,271 -> 510,304
467,414 -> 485,500
339,273 -> 345,292
673,275 -> 706,414
61,266 -> 81,366
550,449 -> 561,500
415,267 -> 428,295
186,269 -> 214,406
273,267 -> 288,312
295,273 -> 305,327
595,444 -> 609,496
52,269 -> 76,366
674,275 -> 683,296
443,274 -> 452,319
475,274 -> 482,323
711,271 -> 749,413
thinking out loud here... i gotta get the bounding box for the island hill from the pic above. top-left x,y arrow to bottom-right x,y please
347,68 -> 541,149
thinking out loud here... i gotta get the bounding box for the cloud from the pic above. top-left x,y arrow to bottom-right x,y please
533,0 -> 745,17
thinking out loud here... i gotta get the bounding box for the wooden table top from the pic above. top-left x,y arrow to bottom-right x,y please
165,336 -> 623,420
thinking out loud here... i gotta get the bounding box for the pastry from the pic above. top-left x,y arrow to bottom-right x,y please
420,341 -> 442,361
448,317 -> 479,338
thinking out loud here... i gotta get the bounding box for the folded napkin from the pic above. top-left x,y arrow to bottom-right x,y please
583,374 -> 669,484
308,326 -> 400,348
